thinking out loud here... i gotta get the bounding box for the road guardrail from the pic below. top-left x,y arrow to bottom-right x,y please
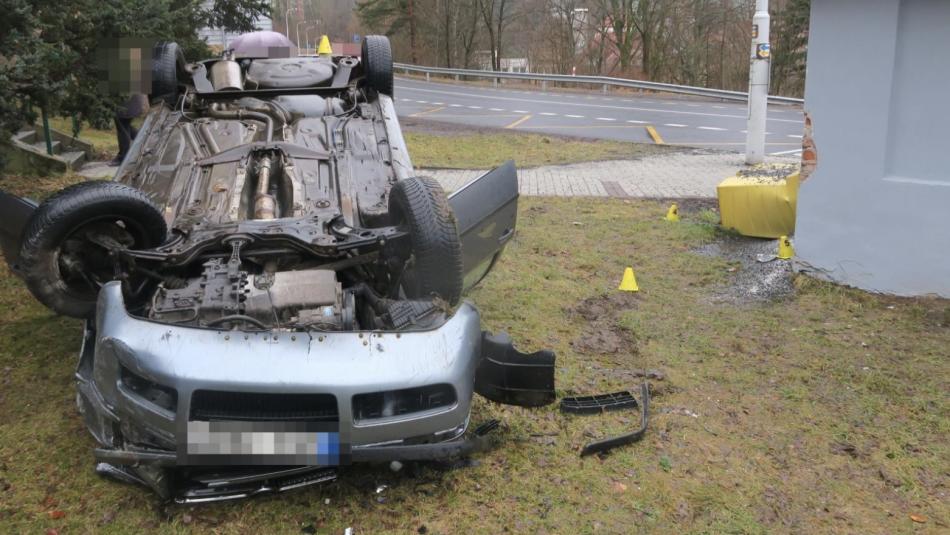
394,63 -> 804,106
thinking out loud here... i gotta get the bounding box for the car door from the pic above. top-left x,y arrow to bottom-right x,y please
447,160 -> 518,292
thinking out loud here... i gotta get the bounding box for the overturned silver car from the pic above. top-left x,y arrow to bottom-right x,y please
0,37 -> 554,502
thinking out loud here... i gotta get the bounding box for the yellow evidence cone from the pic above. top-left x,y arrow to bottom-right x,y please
665,203 -> 680,222
618,267 -> 639,292
317,35 -> 333,56
777,235 -> 794,259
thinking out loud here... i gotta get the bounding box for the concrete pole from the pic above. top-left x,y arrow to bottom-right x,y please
745,0 -> 771,164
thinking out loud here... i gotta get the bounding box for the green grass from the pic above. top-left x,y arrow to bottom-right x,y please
405,131 -> 670,169
1,180 -> 948,533
42,116 -> 665,170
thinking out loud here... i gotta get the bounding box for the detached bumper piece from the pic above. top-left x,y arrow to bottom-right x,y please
474,332 -> 556,407
561,383 -> 650,457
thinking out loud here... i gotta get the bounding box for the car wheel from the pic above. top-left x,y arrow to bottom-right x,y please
361,35 -> 393,96
388,177 -> 463,305
19,181 -> 168,318
151,41 -> 186,107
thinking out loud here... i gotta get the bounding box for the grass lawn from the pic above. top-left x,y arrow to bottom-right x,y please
404,130 -> 669,169
42,116 -> 667,169
0,170 -> 947,534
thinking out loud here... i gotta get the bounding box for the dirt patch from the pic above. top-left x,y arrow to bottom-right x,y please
567,293 -> 640,355
695,233 -> 795,304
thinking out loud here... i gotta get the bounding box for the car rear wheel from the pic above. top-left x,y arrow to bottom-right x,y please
361,35 -> 393,96
388,177 -> 463,305
151,41 -> 186,107
19,181 -> 168,318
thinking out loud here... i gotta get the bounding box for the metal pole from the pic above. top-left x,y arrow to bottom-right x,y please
745,0 -> 770,164
41,105 -> 53,155
284,8 -> 291,38
296,21 -> 310,55
305,25 -> 316,54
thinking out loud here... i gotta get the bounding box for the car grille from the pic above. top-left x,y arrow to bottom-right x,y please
190,390 -> 338,422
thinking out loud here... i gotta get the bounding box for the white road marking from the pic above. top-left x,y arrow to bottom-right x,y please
512,110 -> 529,113
489,107 -> 504,111
416,100 -> 428,103
770,148 -> 803,155
697,126 -> 726,131
467,105 -> 482,109
392,84 -> 803,123
449,103 -> 462,107
626,120 -> 647,124
433,102 -> 444,105
596,117 -> 616,121
540,112 -> 557,116
687,104 -> 700,107
664,123 -> 687,127
787,134 -> 803,139
712,105 -> 725,109
565,114 -> 584,118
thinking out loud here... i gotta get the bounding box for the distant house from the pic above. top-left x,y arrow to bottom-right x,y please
196,1 -> 273,49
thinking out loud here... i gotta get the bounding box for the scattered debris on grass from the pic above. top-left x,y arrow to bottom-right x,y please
695,234 -> 795,303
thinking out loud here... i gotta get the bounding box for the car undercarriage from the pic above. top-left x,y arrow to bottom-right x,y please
0,37 -> 555,502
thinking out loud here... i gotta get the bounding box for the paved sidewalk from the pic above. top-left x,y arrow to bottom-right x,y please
420,151 -> 798,198
80,151 -> 797,199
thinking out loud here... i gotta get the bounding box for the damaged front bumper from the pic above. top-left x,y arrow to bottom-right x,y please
79,282 -> 554,501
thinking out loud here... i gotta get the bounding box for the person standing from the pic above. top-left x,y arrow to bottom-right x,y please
110,93 -> 149,166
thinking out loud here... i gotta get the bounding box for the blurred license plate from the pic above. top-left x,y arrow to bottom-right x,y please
179,421 -> 346,466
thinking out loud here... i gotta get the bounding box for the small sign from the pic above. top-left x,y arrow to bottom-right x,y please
353,33 -> 361,43
756,43 -> 770,59
752,24 -> 758,39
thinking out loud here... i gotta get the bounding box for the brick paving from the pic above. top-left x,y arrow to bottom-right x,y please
420,151 -> 798,198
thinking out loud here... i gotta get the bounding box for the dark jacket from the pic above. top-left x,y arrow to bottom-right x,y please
117,94 -> 149,119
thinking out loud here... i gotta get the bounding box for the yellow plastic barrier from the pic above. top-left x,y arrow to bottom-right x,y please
717,170 -> 800,238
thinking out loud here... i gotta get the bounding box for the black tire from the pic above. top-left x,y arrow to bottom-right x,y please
19,181 -> 167,318
151,41 -> 186,107
361,35 -> 394,96
388,177 -> 463,305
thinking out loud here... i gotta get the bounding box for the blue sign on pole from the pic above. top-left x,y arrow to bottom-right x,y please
353,34 -> 361,43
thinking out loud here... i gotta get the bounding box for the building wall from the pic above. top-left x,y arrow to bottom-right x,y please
796,0 -> 950,297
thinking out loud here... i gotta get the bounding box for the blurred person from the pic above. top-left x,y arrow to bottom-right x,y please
110,93 -> 149,166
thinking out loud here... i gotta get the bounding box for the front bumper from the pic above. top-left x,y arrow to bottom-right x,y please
78,282 -> 555,501
78,283 -> 482,459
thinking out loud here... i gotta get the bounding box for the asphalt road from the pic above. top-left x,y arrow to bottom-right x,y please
393,77 -> 805,156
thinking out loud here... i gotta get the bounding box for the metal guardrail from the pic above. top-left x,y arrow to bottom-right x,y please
394,63 -> 804,106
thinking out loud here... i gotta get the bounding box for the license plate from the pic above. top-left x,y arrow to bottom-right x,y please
179,421 -> 347,466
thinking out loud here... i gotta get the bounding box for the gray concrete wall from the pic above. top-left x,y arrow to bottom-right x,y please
796,0 -> 950,297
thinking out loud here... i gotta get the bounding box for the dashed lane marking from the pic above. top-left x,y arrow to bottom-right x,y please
596,117 -> 616,121
392,85 -> 804,123
697,126 -> 727,131
627,120 -> 647,124
540,112 -> 557,116
565,114 -> 584,118
664,123 -> 687,127
770,148 -> 804,155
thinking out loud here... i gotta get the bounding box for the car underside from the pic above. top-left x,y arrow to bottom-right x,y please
0,37 -> 555,502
